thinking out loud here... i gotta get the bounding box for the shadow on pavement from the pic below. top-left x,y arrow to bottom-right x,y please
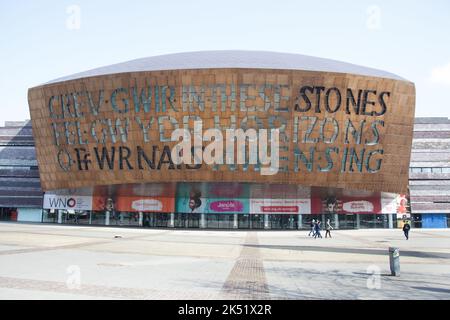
244,244 -> 450,259
411,287 -> 450,294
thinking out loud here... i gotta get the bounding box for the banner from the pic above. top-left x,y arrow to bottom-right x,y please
176,183 -> 249,214
250,184 -> 310,199
176,197 -> 250,214
43,194 -> 92,210
250,198 -> 311,214
92,183 -> 175,213
381,193 -> 408,214
43,183 -> 402,215
311,188 -> 382,214
115,197 -> 174,212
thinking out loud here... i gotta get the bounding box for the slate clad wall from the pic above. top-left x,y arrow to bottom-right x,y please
0,121 -> 43,207
410,117 -> 450,213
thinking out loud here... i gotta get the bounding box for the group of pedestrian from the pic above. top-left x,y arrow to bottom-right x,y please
306,218 -> 412,240
308,219 -> 333,238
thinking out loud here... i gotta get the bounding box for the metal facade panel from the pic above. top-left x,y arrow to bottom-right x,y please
29,67 -> 415,193
46,51 -> 405,84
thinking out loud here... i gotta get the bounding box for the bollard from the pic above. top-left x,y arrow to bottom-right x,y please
388,247 -> 400,276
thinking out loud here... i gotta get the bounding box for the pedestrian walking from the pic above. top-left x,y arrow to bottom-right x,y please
74,212 -> 79,224
403,221 -> 411,240
314,220 -> 322,238
325,219 -> 333,238
308,219 -> 316,237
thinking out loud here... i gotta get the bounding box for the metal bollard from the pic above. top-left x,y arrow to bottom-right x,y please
388,247 -> 400,276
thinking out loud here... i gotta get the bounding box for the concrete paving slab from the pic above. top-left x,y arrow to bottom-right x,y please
0,222 -> 449,300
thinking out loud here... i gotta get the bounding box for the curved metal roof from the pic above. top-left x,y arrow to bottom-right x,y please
47,50 -> 406,84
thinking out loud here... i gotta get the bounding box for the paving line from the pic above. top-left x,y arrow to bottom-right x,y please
0,276 -> 218,300
0,240 -> 113,256
413,230 -> 450,239
220,232 -> 270,300
0,230 -> 173,256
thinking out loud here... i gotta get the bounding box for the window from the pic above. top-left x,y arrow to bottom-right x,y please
251,214 -> 265,229
410,167 -> 450,173
359,214 -> 389,229
338,214 -> 356,229
206,214 -> 234,229
238,215 -> 250,229
218,214 -> 234,229
412,214 -> 422,228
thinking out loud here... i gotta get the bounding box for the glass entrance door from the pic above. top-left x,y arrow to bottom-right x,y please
238,214 -> 250,229
0,207 -> 14,221
251,214 -> 265,229
145,213 -> 169,228
338,214 -> 356,229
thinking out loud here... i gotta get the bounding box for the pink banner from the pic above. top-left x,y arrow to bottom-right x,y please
209,200 -> 244,212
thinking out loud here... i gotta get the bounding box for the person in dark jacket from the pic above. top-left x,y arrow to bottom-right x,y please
314,220 -> 322,238
403,221 -> 411,240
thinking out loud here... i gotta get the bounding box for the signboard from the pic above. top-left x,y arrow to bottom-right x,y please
92,184 -> 175,213
29,68 -> 415,194
44,183 -> 408,215
381,193 -> 409,215
43,194 -> 92,210
250,198 -> 311,214
311,188 -> 382,214
114,197 -> 174,212
176,182 -> 249,214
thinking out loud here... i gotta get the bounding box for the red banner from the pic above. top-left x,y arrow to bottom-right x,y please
311,187 -> 382,215
92,184 -> 175,213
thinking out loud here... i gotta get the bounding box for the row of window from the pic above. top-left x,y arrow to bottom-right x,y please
0,165 -> 39,170
410,167 -> 450,173
42,211 -> 402,230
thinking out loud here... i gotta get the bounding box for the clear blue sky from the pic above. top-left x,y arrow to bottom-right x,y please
1,0 -> 449,123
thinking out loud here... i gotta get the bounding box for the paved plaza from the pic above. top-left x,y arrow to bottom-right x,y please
0,222 -> 449,299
